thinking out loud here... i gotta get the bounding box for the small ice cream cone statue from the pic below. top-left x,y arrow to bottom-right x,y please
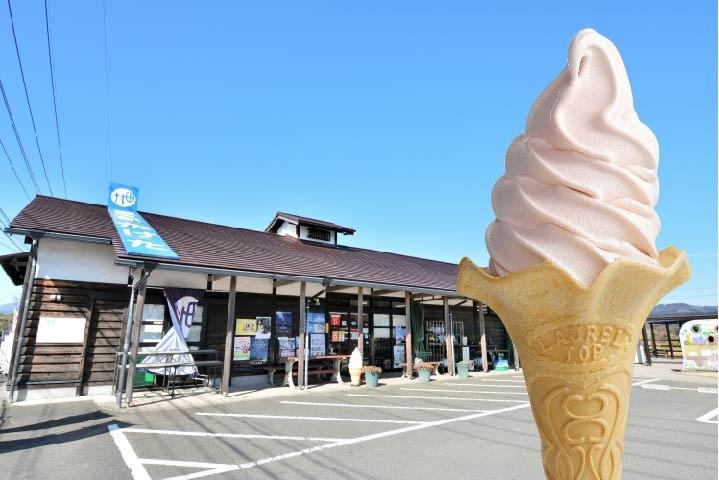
457,248 -> 690,479
348,347 -> 363,386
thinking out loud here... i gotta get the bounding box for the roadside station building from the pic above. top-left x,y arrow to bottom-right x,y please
2,194 -> 512,402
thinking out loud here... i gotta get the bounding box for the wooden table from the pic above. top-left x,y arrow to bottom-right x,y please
270,355 -> 350,388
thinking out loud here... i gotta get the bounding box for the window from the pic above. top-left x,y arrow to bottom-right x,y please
186,305 -> 204,344
307,227 -> 331,242
140,304 -> 165,345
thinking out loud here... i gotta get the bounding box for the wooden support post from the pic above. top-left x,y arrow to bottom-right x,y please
478,301 -> 488,373
221,276 -> 237,395
357,287 -> 364,357
405,291 -> 413,378
298,282 -> 306,389
513,341 -> 520,371
76,298 -> 96,396
270,279 -> 277,365
126,278 -> 148,407
443,296 -> 454,375
665,323 -> 674,359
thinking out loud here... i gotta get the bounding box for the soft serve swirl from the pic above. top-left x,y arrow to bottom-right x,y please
486,29 -> 661,286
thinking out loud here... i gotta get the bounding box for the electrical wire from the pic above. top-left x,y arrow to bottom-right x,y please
6,0 -> 53,195
102,0 -> 113,181
43,0 -> 67,197
0,217 -> 23,251
0,78 -> 40,194
0,135 -> 31,201
0,206 -> 11,223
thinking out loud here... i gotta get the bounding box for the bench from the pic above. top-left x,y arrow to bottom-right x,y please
268,355 -> 349,388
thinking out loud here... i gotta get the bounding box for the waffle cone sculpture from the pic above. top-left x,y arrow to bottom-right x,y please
457,247 -> 690,479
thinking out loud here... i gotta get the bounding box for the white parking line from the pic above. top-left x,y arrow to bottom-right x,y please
139,459 -> 239,480
631,378 -> 660,386
471,379 -> 526,383
696,408 -> 719,424
447,383 -> 526,388
108,425 -> 151,480
642,384 -> 719,393
348,394 -> 529,403
196,412 -> 425,425
237,403 -> 532,470
122,427 -> 343,442
400,388 -> 528,395
281,400 -> 487,413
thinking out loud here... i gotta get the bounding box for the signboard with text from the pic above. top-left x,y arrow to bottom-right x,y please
107,183 -> 178,259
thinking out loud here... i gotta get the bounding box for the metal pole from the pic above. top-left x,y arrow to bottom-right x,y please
222,276 -> 237,395
8,239 -> 38,403
357,287 -> 364,357
115,268 -> 139,409
443,296 -> 454,375
125,273 -> 149,407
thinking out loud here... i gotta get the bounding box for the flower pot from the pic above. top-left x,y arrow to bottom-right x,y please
418,368 -> 431,383
456,363 -> 470,378
365,371 -> 380,387
349,368 -> 363,386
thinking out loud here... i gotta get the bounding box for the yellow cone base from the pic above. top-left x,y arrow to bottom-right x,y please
457,248 -> 690,480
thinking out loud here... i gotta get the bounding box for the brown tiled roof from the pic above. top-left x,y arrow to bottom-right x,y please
8,196 -> 458,292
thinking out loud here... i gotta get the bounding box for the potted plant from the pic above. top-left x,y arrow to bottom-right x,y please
362,366 -> 382,387
456,360 -> 471,379
417,363 -> 433,383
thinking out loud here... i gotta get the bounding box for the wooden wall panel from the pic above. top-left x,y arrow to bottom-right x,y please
16,278 -> 128,389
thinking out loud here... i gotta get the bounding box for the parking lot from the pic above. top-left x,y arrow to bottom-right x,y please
1,371 -> 717,480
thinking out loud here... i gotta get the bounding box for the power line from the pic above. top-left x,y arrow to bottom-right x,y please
0,78 -> 40,193
0,135 -> 31,201
0,206 -> 11,223
0,217 -> 23,251
6,0 -> 53,196
0,238 -> 15,251
102,0 -> 113,181
43,0 -> 67,197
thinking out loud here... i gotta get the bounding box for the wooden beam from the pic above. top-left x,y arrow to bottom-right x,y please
405,291 -> 413,378
274,279 -> 296,288
126,278 -> 148,406
221,276 -> 237,395
325,285 -> 348,293
371,289 -> 400,297
357,287 -> 364,357
478,301 -> 488,372
444,296 -> 454,375
298,282 -> 306,388
211,275 -> 228,282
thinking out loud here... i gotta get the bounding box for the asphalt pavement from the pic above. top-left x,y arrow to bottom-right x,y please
0,369 -> 716,480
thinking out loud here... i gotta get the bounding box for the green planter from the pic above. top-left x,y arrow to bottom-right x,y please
419,368 -> 431,383
365,371 -> 380,387
456,363 -> 470,378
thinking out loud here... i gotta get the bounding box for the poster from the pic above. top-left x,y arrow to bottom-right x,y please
350,329 -> 359,340
250,338 -> 269,362
393,345 -> 405,368
233,336 -> 251,361
310,333 -> 325,356
235,318 -> 257,336
330,314 -> 341,326
278,337 -> 296,357
331,331 -> 340,342
308,312 -> 326,334
394,326 -> 407,343
680,320 -> 718,372
276,311 -> 292,337
256,316 -> 272,339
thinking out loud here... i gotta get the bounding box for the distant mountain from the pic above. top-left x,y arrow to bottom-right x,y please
651,303 -> 717,317
0,302 -> 17,314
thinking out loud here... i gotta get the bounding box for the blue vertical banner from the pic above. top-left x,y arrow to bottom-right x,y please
107,183 -> 178,259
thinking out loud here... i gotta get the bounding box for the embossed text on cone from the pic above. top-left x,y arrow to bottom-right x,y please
456,248 -> 690,480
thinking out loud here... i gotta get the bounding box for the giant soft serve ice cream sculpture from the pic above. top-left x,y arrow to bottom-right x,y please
456,29 -> 690,480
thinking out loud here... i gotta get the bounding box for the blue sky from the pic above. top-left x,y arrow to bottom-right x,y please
0,1 -> 716,306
